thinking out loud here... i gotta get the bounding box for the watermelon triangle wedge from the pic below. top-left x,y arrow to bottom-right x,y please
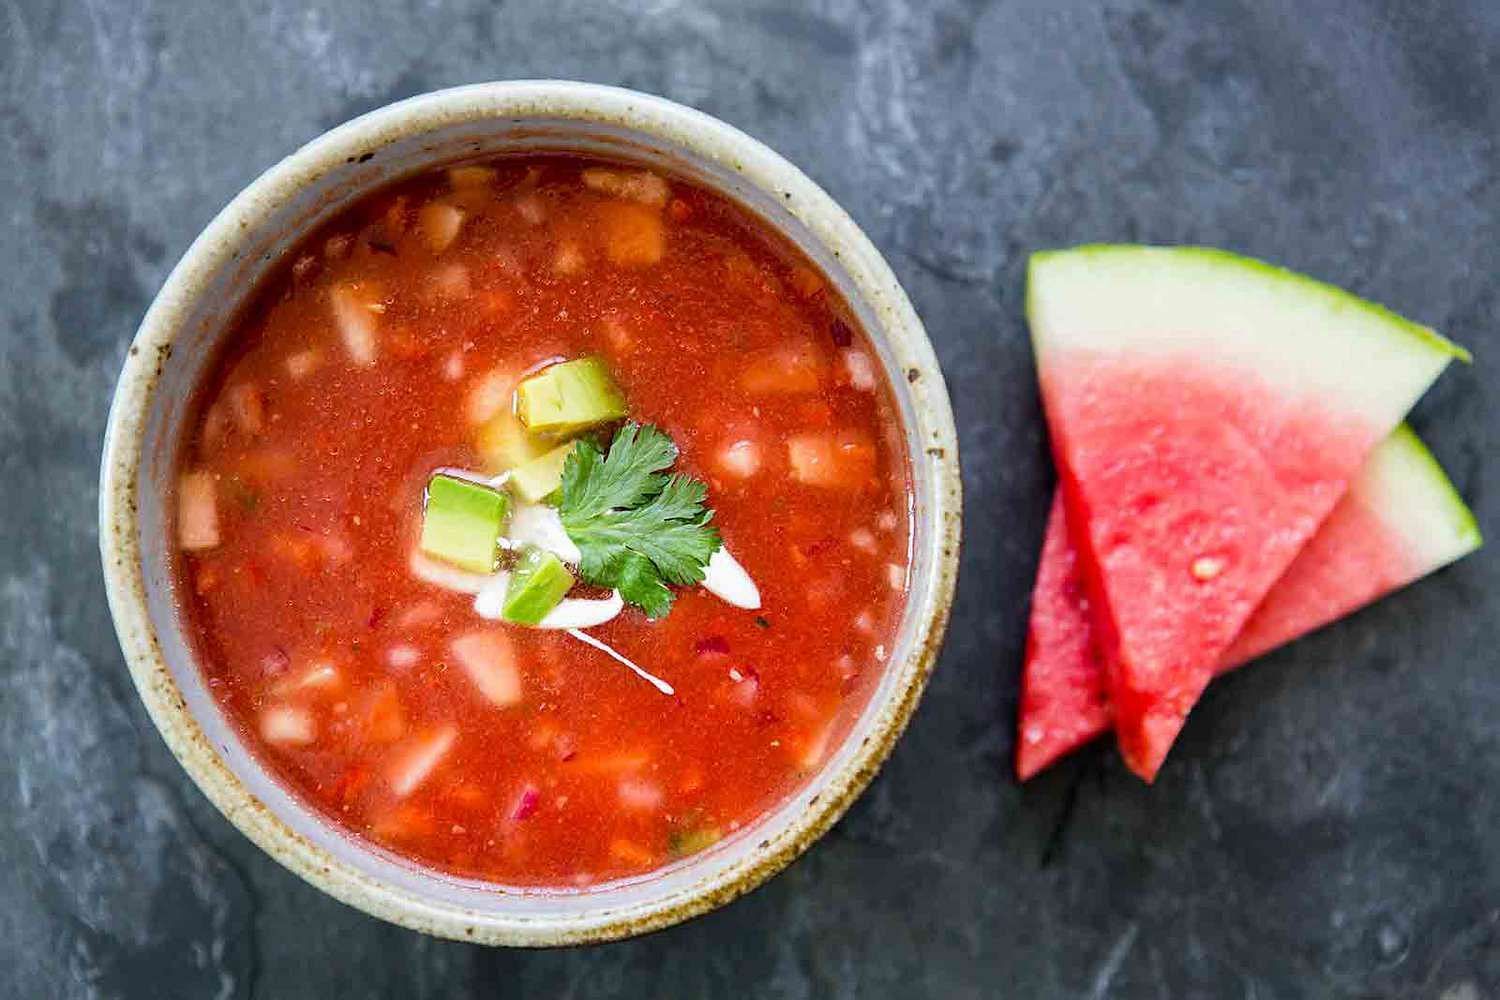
1028,246 -> 1469,780
1016,425 -> 1481,781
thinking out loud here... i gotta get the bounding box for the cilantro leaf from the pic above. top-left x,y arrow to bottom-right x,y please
558,423 -> 722,619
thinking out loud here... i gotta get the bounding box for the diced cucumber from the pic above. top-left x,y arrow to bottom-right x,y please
510,442 -> 576,503
516,357 -> 627,435
667,826 -> 723,858
476,411 -> 552,474
420,474 -> 510,573
501,545 -> 575,625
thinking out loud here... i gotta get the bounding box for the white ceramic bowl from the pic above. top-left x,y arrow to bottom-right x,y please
99,81 -> 961,945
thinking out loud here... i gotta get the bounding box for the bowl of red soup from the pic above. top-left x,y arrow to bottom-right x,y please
100,81 -> 960,943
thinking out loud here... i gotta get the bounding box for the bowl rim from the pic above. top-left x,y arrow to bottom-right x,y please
98,80 -> 961,945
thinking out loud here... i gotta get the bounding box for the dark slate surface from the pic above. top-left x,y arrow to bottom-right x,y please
3,1 -> 1497,996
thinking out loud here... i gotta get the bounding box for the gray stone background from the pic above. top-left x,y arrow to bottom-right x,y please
3,1 -> 1498,997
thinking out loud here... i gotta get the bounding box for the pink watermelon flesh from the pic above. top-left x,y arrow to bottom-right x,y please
1016,429 -> 1478,780
1044,354 -> 1381,778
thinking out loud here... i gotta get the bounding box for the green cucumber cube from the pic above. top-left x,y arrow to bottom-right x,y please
516,357 -> 627,435
419,474 -> 510,573
502,545 -> 575,625
510,442 -> 576,503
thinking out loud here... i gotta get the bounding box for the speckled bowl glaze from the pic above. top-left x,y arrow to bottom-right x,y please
99,81 -> 961,945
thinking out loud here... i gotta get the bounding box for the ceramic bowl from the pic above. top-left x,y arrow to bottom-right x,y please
99,81 -> 961,945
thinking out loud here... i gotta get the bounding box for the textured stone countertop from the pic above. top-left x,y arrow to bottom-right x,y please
3,1 -> 1498,997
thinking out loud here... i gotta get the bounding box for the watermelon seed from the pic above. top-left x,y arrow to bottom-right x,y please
1191,556 -> 1226,581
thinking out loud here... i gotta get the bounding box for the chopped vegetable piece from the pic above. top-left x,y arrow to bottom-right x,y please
740,346 -> 824,394
558,423 -> 721,618
418,202 -> 465,252
842,349 -> 878,391
516,357 -> 627,435
510,442 -> 575,502
510,784 -> 541,821
787,432 -> 876,488
502,546 -> 575,625
285,349 -> 321,379
387,724 -> 457,797
553,240 -> 585,275
329,284 -> 378,366
178,471 -> 220,550
617,778 -> 663,810
466,368 -> 515,426
477,411 -> 552,472
272,659 -> 342,696
581,168 -> 670,207
261,704 -> 315,746
667,826 -> 722,858
597,200 -> 664,266
419,474 -> 510,573
227,384 -> 265,434
449,630 -> 522,706
429,262 -> 472,300
716,439 -> 761,478
447,165 -> 496,190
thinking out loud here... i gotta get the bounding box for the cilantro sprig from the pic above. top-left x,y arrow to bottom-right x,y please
557,423 -> 721,619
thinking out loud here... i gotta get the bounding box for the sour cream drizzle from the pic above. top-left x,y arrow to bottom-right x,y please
566,628 -> 675,696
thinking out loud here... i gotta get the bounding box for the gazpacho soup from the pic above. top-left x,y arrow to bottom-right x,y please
174,154 -> 912,887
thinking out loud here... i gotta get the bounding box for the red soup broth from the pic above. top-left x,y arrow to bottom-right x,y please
173,155 -> 912,886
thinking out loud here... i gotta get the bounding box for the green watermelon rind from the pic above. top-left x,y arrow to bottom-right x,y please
1381,423 -> 1483,554
1026,244 -> 1472,365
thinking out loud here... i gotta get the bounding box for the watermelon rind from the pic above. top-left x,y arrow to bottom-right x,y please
1371,423 -> 1482,562
1028,245 -> 1470,371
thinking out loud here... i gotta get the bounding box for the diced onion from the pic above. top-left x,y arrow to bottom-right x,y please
330,285 -> 377,366
842,349 -> 877,391
386,644 -> 421,670
798,719 -> 836,770
430,262 -> 472,299
178,471 -> 220,551
447,165 -> 496,190
418,202 -> 465,253
515,194 -> 546,225
260,705 -> 315,746
450,630 -> 522,706
617,777 -> 664,810
717,439 -> 761,479
285,349 -> 322,380
387,725 -> 457,797
581,168 -> 670,207
553,241 -> 585,275
465,368 -> 513,425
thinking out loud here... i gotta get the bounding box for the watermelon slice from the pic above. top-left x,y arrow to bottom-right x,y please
1015,426 -> 1481,781
1029,246 -> 1468,780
